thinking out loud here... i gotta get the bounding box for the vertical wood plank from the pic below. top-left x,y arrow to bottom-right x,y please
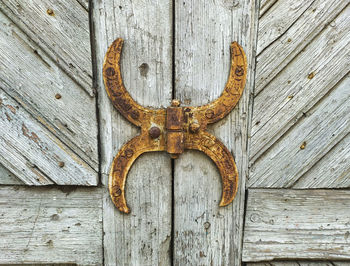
173,0 -> 259,264
92,0 -> 173,264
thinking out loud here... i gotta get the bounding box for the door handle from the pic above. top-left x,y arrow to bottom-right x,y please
103,38 -> 247,214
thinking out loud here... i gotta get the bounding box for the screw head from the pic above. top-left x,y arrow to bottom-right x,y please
189,122 -> 200,133
149,126 -> 161,139
171,99 -> 181,107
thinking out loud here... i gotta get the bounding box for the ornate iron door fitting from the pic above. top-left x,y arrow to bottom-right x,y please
103,38 -> 247,214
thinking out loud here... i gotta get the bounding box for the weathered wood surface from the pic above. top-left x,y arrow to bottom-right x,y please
0,2 -> 98,185
92,0 -> 172,264
243,189 -> 350,261
249,1 -> 349,188
293,132 -> 350,188
0,163 -> 23,185
0,89 -> 97,185
249,74 -> 349,188
173,0 -> 259,264
248,262 -> 350,266
254,0 -> 347,95
259,0 -> 278,17
257,0 -> 314,55
0,186 -> 102,265
0,0 -> 93,95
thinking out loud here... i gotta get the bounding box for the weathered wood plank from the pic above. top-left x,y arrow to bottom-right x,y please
173,0 -> 259,264
247,262 -> 350,266
92,0 -> 173,264
293,132 -> 350,188
0,186 -> 102,265
242,189 -> 350,261
249,74 -> 350,188
257,0 -> 314,54
255,0 -> 347,95
76,0 -> 89,11
0,163 -> 23,185
259,0 -> 278,17
250,5 -> 349,164
0,0 -> 93,96
0,89 -> 97,185
0,9 -> 98,184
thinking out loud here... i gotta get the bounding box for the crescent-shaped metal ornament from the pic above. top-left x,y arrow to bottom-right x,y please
103,38 -> 247,214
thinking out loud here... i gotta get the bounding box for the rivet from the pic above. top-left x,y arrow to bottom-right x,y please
171,99 -> 180,107
115,188 -> 122,196
205,109 -> 214,119
149,127 -> 161,139
189,122 -> 200,133
105,67 -> 115,77
125,149 -> 134,158
58,161 -> 65,168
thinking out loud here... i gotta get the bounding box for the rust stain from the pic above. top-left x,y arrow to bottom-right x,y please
103,38 -> 247,214
46,8 -> 55,16
5,112 -> 11,121
22,124 -> 40,145
308,72 -> 315,79
6,104 -> 16,114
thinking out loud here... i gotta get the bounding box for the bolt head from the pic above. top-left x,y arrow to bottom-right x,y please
149,126 -> 161,139
171,99 -> 181,107
189,122 -> 200,133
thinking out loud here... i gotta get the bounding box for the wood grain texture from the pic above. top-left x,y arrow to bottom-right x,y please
0,88 -> 97,185
259,0 -> 278,17
242,189 -> 350,261
0,5 -> 98,185
255,0 -> 347,95
0,0 -> 93,96
249,74 -> 350,188
249,3 -> 350,188
247,262 -> 350,266
92,0 -> 172,264
173,0 -> 259,264
257,0 -> 314,55
293,132 -> 350,188
0,186 -> 102,265
0,163 -> 23,185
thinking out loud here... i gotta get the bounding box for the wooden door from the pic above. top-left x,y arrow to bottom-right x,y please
0,0 -> 349,265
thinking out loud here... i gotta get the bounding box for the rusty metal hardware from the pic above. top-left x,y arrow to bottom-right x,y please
103,38 -> 247,214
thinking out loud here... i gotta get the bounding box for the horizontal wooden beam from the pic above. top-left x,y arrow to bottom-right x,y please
243,189 -> 350,261
0,186 -> 102,265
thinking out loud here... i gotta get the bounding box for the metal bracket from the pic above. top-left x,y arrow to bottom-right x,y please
103,38 -> 247,214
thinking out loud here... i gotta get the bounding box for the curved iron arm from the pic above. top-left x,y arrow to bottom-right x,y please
191,42 -> 247,125
184,131 -> 238,206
